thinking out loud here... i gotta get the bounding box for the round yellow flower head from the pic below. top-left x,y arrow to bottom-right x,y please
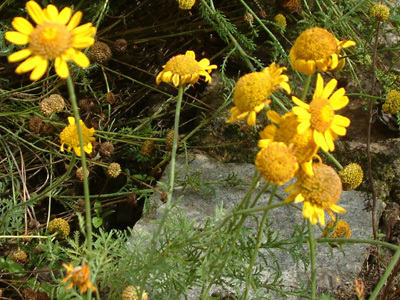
382,90 -> 400,114
339,163 -> 363,191
48,218 -> 70,239
322,219 -> 351,247
370,4 -> 390,21
259,111 -> 318,176
60,263 -> 97,294
5,1 -> 96,81
227,63 -> 291,126
255,142 -> 298,185
274,14 -> 287,30
292,73 -> 350,152
122,285 -> 149,300
178,0 -> 196,10
285,161 -> 346,226
59,117 -> 95,157
156,50 -> 217,87
289,27 -> 356,75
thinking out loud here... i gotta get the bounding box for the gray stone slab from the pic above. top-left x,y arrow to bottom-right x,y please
134,152 -> 373,299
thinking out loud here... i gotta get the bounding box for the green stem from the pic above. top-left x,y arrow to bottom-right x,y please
66,75 -> 93,257
368,247 -> 400,300
308,220 -> 317,300
138,85 -> 185,300
301,74 -> 313,101
316,238 -> 399,251
243,185 -> 278,299
323,151 -> 343,170
167,85 -> 184,203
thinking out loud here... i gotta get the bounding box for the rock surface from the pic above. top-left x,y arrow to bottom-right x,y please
134,152 -> 375,299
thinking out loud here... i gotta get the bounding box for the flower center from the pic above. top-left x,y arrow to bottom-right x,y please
164,55 -> 200,76
309,97 -> 334,132
293,27 -> 338,61
234,72 -> 273,111
29,21 -> 73,59
299,163 -> 342,208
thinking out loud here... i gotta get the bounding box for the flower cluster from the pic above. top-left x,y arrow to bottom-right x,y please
226,27 -> 357,225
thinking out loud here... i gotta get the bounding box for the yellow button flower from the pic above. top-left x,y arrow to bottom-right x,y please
289,27 -> 356,75
59,117 -> 95,157
60,263 -> 97,294
259,111 -> 318,176
285,161 -> 346,226
156,50 -> 217,87
382,90 -> 400,114
370,4 -> 390,21
339,163 -> 363,191
178,0 -> 196,10
292,73 -> 351,152
255,142 -> 298,186
5,1 -> 96,81
227,63 -> 291,126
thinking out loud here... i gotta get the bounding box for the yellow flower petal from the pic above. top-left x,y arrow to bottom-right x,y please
72,37 -> 95,49
339,40 -> 356,48
45,4 -> 59,21
324,130 -> 335,151
26,1 -> 47,24
30,57 -> 48,80
11,17 -> 34,35
330,123 -> 347,136
292,96 -> 309,110
314,74 -> 324,97
247,111 -> 257,126
333,114 -> 351,127
8,49 -> 32,63
329,90 -> 348,110
68,116 -> 75,125
67,11 -> 83,30
297,119 -> 311,134
185,50 -> 195,58
5,31 -> 29,45
71,50 -> 90,68
266,110 -> 281,124
58,7 -> 72,24
55,57 -> 69,79
322,78 -> 337,99
330,204 -> 346,214
314,130 -> 329,151
15,55 -> 41,73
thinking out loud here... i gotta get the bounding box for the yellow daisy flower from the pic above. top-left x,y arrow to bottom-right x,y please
227,63 -> 291,126
60,263 -> 97,294
259,111 -> 318,176
59,117 -> 95,157
156,50 -> 217,87
289,27 -> 356,75
5,1 -> 96,81
255,142 -> 298,185
285,161 -> 346,226
292,73 -> 351,152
